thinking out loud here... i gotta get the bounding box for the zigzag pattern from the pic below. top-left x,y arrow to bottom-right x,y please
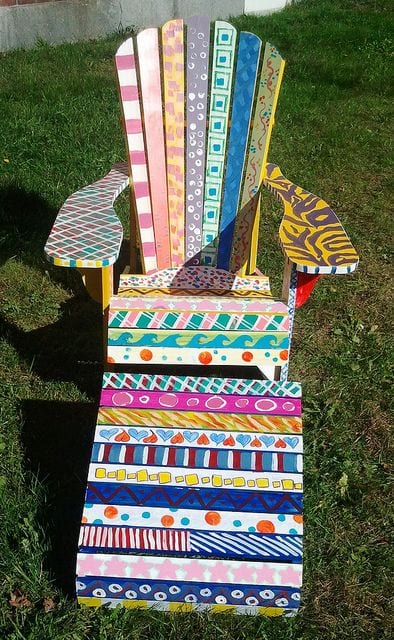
85,482 -> 303,513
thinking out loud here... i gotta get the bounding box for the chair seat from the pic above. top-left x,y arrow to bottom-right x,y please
107,267 -> 290,368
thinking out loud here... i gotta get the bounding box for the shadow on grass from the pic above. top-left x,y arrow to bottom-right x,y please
0,297 -> 103,396
21,399 -> 97,596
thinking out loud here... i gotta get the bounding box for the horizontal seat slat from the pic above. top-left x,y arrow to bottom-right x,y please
101,373 -> 301,396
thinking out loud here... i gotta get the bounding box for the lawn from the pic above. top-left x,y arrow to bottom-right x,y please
0,0 -> 392,638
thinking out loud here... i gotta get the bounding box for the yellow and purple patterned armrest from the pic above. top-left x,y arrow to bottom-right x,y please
264,163 -> 359,275
44,163 -> 129,268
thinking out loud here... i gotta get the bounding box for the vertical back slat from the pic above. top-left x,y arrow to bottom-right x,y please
137,29 -> 171,270
162,19 -> 185,267
115,38 -> 158,274
217,32 -> 261,271
185,16 -> 210,265
201,21 -> 237,266
230,43 -> 285,274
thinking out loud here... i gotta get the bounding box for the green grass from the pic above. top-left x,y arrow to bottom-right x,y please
0,0 -> 393,638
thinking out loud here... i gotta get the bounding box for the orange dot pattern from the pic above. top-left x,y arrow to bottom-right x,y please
198,351 -> 212,365
256,520 -> 275,534
104,506 -> 119,519
205,511 -> 221,526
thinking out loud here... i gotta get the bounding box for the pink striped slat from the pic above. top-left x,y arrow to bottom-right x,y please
108,309 -> 289,331
99,389 -> 301,415
162,19 -> 185,267
137,29 -> 171,269
185,15 -> 210,265
115,39 -> 158,274
79,525 -> 190,552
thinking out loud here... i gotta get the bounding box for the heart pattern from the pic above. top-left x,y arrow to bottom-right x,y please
171,432 -> 184,444
156,429 -> 174,441
259,435 -> 275,448
115,430 -> 130,442
183,430 -> 199,443
211,433 -> 226,445
236,434 -> 251,447
100,428 -> 118,440
143,432 -> 158,444
99,428 -> 298,451
284,437 -> 299,449
128,428 -> 149,441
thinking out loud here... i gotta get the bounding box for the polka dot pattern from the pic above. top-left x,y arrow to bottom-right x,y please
185,16 -> 210,264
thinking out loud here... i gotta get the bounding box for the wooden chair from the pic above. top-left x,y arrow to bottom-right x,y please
45,18 -> 358,616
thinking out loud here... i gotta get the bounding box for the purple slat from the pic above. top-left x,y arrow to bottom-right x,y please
185,16 -> 210,265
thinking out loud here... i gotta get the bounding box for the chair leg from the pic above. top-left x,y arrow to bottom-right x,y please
281,259 -> 297,382
78,265 -> 113,361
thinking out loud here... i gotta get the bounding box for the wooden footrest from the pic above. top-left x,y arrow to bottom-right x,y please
76,373 -> 303,616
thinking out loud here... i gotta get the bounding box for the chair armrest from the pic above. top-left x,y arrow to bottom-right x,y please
263,163 -> 359,274
44,163 -> 129,268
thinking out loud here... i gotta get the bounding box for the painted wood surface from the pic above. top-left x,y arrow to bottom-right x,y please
101,372 -> 301,396
77,598 -> 297,615
115,39 -> 158,274
118,266 -> 271,293
77,373 -> 303,615
201,21 -> 237,266
108,309 -> 289,332
162,19 -> 185,267
185,16 -> 210,265
97,407 -> 301,432
110,296 -> 286,314
44,163 -> 128,267
78,526 -> 303,561
137,29 -> 170,269
231,43 -> 285,274
264,163 -> 360,274
217,32 -> 261,270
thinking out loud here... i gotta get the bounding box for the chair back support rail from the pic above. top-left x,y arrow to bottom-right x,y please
116,18 -> 284,276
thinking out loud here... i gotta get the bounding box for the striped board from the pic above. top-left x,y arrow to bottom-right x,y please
77,373 -> 303,616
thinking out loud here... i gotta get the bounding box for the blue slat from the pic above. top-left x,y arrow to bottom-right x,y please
217,32 -> 261,270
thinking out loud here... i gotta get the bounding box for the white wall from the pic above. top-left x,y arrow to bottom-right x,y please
244,0 -> 291,13
0,0 -> 291,52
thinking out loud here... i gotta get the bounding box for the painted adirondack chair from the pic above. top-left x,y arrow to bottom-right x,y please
45,18 -> 358,616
